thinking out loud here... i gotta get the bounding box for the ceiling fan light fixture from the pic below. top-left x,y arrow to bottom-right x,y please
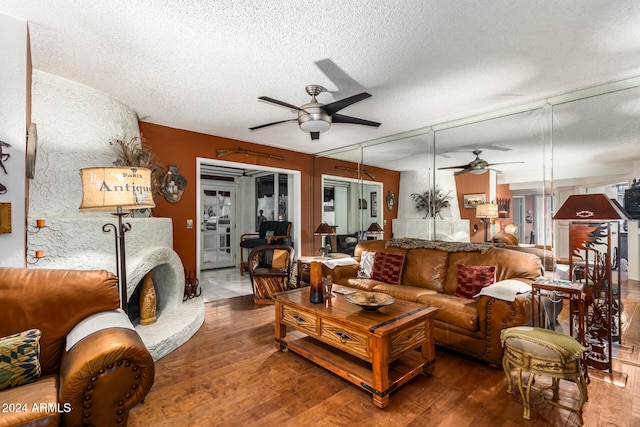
299,118 -> 331,133
470,168 -> 488,175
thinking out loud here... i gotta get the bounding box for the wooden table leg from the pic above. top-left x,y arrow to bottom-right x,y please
421,318 -> 436,375
274,301 -> 287,351
370,338 -> 390,408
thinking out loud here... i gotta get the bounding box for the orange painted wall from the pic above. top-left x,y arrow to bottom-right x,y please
496,183 -> 513,233
140,122 -> 314,271
139,122 -> 400,270
454,172 -> 491,242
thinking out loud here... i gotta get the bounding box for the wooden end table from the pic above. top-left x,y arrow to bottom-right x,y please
274,288 -> 438,408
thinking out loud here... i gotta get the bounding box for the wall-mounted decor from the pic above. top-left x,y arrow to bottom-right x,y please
370,192 -> 377,217
410,186 -> 453,219
163,165 -> 187,203
0,202 -> 11,233
0,139 -> 11,175
463,193 -> 486,209
359,198 -> 368,210
26,123 -> 38,179
386,190 -> 396,211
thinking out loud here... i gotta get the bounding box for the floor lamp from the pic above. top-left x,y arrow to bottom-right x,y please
80,167 -> 156,313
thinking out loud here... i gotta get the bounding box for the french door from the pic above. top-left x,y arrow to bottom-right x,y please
201,183 -> 235,269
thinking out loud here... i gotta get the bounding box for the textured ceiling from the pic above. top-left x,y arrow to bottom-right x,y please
2,0 -> 640,178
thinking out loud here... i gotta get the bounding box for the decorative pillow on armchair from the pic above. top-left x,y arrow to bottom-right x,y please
455,264 -> 496,299
0,329 -> 42,390
370,252 -> 406,284
357,251 -> 376,278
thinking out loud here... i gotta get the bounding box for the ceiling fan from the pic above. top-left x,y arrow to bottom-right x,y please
249,85 -> 381,140
438,149 -> 523,176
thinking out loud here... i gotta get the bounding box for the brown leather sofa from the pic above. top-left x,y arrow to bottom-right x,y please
331,239 -> 544,367
0,268 -> 155,427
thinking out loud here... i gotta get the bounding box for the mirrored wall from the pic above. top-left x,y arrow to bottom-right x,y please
316,78 -> 640,277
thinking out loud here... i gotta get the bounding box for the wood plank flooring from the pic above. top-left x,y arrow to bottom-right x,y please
129,278 -> 640,427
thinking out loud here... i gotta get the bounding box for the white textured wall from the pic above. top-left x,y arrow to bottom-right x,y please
398,170 -> 460,220
29,70 -> 140,216
0,14 -> 28,267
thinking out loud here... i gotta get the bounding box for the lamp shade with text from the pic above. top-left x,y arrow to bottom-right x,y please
80,167 -> 156,211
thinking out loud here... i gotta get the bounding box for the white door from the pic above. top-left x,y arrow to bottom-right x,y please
201,184 -> 235,269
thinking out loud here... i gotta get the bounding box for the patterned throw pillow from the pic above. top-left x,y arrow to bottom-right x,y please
0,329 -> 42,390
455,264 -> 496,299
357,251 -> 376,278
370,252 -> 406,284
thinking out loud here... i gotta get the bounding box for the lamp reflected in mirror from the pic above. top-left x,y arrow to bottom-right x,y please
314,222 -> 335,257
476,203 -> 499,242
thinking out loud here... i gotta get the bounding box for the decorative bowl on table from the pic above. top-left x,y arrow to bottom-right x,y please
345,292 -> 396,311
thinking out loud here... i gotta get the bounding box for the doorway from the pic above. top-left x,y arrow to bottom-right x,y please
196,157 -> 302,280
201,183 -> 235,269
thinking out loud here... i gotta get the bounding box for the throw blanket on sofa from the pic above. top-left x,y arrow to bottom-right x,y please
386,238 -> 491,253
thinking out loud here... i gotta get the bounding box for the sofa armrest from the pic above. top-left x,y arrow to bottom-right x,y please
330,264 -> 360,284
59,328 -> 155,427
476,293 -> 532,367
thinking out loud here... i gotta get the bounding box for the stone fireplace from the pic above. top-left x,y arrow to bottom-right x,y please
27,215 -> 204,360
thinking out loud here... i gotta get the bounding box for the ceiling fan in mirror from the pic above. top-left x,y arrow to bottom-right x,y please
438,149 -> 523,176
249,85 -> 381,141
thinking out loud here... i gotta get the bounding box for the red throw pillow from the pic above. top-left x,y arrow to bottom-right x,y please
455,264 -> 496,299
370,252 -> 406,284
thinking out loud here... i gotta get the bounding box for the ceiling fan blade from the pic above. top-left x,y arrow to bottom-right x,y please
258,96 -> 308,113
321,92 -> 372,115
331,113 -> 381,127
249,119 -> 297,131
310,132 -> 320,140
438,165 -> 470,170
487,161 -> 525,166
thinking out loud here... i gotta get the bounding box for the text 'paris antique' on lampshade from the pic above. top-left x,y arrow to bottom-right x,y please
79,167 -> 156,211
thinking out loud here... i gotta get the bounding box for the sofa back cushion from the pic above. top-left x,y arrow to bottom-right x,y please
402,248 -> 450,292
443,247 -> 543,294
0,268 -> 120,376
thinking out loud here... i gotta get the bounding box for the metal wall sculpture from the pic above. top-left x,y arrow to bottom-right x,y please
568,221 -> 622,372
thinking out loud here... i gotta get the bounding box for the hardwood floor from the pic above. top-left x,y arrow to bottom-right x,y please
129,278 -> 640,426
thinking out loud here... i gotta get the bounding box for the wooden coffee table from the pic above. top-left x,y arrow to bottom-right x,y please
274,288 -> 439,408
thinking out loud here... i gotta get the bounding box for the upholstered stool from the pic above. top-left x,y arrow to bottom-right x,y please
501,326 -> 588,426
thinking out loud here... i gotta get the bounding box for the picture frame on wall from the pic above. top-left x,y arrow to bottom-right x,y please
371,192 -> 377,217
463,193 -> 486,209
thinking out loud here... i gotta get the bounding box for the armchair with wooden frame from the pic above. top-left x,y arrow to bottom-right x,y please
239,220 -> 292,275
247,245 -> 295,304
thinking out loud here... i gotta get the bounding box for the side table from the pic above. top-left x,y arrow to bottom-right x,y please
295,255 -> 357,287
532,278 -> 588,378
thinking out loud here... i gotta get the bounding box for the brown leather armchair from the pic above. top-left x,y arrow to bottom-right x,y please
0,268 -> 154,427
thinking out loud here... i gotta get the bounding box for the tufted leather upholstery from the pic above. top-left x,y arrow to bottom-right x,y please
331,239 -> 543,367
0,268 -> 154,427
